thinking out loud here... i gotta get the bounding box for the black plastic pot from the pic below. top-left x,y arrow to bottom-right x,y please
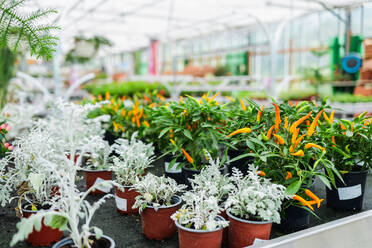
182,165 -> 227,189
164,155 -> 185,185
227,149 -> 254,175
104,131 -> 118,146
52,235 -> 115,248
326,170 -> 368,211
278,205 -> 310,232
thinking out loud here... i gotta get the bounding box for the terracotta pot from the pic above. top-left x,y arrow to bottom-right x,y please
65,152 -> 80,165
84,169 -> 112,195
227,210 -> 272,248
141,195 -> 181,240
52,235 -> 115,248
115,186 -> 140,215
220,210 -> 229,244
175,216 -> 225,248
22,205 -> 63,247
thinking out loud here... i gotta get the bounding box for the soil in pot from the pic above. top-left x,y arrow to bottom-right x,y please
115,186 -> 140,215
52,235 -> 115,248
175,216 -> 225,248
326,170 -> 368,211
104,131 -> 119,146
277,205 -> 309,232
141,196 -> 181,240
22,204 -> 63,247
227,210 -> 272,248
227,149 -> 254,175
182,165 -> 227,189
84,169 -> 112,195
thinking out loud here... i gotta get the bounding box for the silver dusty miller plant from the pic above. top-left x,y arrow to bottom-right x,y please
111,132 -> 154,186
132,173 -> 186,213
225,166 -> 289,224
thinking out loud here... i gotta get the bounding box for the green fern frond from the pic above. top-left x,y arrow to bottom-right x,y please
0,0 -> 60,60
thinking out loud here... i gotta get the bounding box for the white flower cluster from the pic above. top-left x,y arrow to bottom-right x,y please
111,132 -> 154,186
132,173 -> 186,212
225,166 -> 289,224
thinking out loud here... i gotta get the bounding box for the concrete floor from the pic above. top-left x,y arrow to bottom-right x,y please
1,158 -> 371,248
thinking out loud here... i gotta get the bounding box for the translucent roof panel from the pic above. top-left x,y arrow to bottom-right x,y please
22,0 -> 370,53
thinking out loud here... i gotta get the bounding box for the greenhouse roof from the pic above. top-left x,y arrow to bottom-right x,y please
23,0 -> 369,53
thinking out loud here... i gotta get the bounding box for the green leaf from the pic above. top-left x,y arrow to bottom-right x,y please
48,215 -> 68,230
183,129 -> 193,140
158,127 -> 171,138
285,180 -> 302,195
93,227 -> 103,240
317,174 -> 331,189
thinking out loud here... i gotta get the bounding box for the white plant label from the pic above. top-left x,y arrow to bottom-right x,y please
253,238 -> 266,245
338,184 -> 362,200
165,162 -> 181,173
115,195 -> 127,211
93,177 -> 110,193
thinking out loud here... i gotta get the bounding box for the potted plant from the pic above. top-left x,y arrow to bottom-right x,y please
111,132 -> 154,215
225,166 -> 289,247
319,112 -> 372,210
171,190 -> 228,248
82,139 -> 112,195
132,173 -> 186,240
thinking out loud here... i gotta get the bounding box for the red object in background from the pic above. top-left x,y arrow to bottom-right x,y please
23,208 -> 63,247
149,40 -> 158,75
84,170 -> 112,195
115,187 -> 140,215
176,223 -> 223,248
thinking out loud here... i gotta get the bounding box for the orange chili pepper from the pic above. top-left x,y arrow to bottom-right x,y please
329,110 -> 335,123
323,112 -> 331,124
289,111 -> 313,133
257,104 -> 265,123
143,121 -> 150,128
273,134 -> 285,145
225,96 -> 234,102
182,149 -> 194,164
240,99 -> 246,111
331,136 -> 336,147
209,92 -> 220,102
266,125 -> 275,139
284,116 -> 289,130
288,101 -> 293,107
179,96 -> 184,103
136,117 -> 140,128
291,128 -> 299,144
307,199 -> 324,206
307,110 -> 323,138
169,129 -> 174,138
286,171 -> 292,180
294,134 -> 305,149
105,92 -> 110,100
121,96 -> 126,102
305,189 -> 322,208
227,128 -> 251,137
258,171 -> 266,176
340,123 -> 346,130
97,94 -> 103,101
273,103 -> 281,132
291,150 -> 304,157
312,100 -> 318,107
293,195 -> 314,211
304,143 -> 325,151
289,145 -> 294,153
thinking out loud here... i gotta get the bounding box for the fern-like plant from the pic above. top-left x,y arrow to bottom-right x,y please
0,0 -> 59,60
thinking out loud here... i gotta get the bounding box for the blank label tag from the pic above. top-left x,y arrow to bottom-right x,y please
165,162 -> 181,173
93,177 -> 110,193
253,238 -> 266,245
338,184 -> 362,200
115,195 -> 127,211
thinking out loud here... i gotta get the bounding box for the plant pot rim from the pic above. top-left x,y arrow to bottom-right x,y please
226,209 -> 272,224
183,164 -> 227,172
144,195 -> 182,210
52,235 -> 115,248
174,215 -> 225,233
82,168 -> 111,172
116,185 -> 134,190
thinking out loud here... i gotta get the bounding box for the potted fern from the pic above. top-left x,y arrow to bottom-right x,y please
171,190 -> 228,248
225,167 -> 289,248
132,173 -> 186,240
111,133 -> 154,214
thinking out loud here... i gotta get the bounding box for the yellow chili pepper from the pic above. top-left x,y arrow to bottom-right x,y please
227,128 -> 251,137
293,195 -> 314,211
305,189 -> 322,208
286,171 -> 292,180
307,110 -> 323,138
266,125 -> 275,139
289,111 -> 313,133
329,110 -> 335,123
225,96 -> 234,102
170,139 -> 175,145
209,92 -> 220,102
258,171 -> 266,176
113,121 -> 119,132
273,103 -> 281,132
105,92 -> 110,100
273,134 -> 285,145
291,150 -> 304,157
240,99 -> 246,111
323,112 -> 331,124
120,109 -> 126,117
182,149 -> 194,164
304,143 -> 325,151
179,96 -> 184,103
